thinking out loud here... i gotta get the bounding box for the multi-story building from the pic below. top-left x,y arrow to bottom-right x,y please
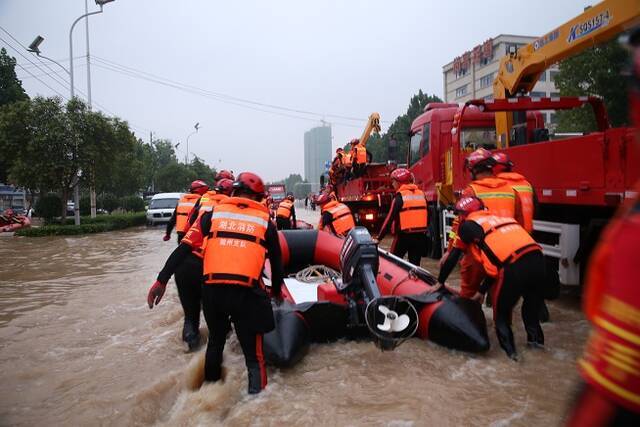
443,34 -> 559,124
303,125 -> 332,192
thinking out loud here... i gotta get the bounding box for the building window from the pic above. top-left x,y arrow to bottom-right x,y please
455,85 -> 468,98
550,92 -> 560,98
483,95 -> 494,101
550,70 -> 559,82
538,71 -> 546,82
479,72 -> 494,88
505,43 -> 520,55
530,91 -> 545,98
455,68 -> 468,78
549,112 -> 558,124
479,55 -> 492,66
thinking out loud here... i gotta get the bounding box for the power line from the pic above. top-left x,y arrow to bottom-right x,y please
92,55 -> 370,123
17,63 -> 85,80
90,59 -> 362,128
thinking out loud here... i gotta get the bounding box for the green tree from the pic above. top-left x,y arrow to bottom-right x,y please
0,48 -> 29,182
187,156 -> 216,184
554,39 -> 630,132
366,90 -> 442,163
0,47 -> 28,107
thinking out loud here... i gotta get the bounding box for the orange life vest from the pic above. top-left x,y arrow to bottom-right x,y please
176,193 -> 201,233
497,172 -> 534,233
467,177 -> 516,219
342,152 -> 352,168
466,210 -> 541,277
183,191 -> 229,258
202,197 -> 271,287
397,184 -> 428,233
276,199 -> 294,219
320,200 -> 355,236
579,185 -> 640,412
354,143 -> 367,164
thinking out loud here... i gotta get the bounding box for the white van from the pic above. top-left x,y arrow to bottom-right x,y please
146,192 -> 182,225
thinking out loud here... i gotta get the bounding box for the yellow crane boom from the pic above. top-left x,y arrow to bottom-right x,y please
359,112 -> 381,147
493,0 -> 640,146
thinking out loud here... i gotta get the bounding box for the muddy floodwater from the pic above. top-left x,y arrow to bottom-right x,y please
0,208 -> 589,426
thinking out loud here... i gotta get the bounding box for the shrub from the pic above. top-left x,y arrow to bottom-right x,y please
15,212 -> 147,237
120,195 -> 145,212
35,193 -> 62,223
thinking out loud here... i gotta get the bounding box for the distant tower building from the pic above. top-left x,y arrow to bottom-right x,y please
303,124 -> 332,192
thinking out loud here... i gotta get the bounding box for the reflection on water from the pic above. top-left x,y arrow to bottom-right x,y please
0,222 -> 588,426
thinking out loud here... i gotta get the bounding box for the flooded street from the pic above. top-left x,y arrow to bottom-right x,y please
0,209 -> 590,426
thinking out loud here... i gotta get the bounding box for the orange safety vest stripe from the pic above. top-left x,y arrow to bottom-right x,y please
467,211 -> 540,277
497,172 -> 534,233
202,197 -> 270,287
355,144 -> 367,164
176,193 -> 201,233
323,200 -> 355,236
397,184 -> 428,233
276,199 -> 294,219
468,178 -> 516,219
342,153 -> 352,167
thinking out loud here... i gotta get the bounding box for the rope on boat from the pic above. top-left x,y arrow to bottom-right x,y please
291,265 -> 340,283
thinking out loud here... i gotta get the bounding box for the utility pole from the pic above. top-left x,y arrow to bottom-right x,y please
85,0 -> 98,218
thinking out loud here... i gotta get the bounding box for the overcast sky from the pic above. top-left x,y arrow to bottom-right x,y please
1,0 -> 589,182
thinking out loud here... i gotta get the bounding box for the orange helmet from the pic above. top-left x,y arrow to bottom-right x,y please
465,148 -> 494,172
190,180 -> 209,195
214,178 -> 234,195
214,170 -> 234,183
316,192 -> 335,205
492,152 -> 513,173
454,196 -> 485,217
233,172 -> 265,195
390,168 -> 413,184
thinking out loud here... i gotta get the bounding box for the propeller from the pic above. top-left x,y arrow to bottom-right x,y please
365,296 -> 419,351
377,305 -> 411,332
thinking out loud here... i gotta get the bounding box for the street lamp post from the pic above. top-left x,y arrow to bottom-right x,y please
185,122 -> 200,164
28,0 -> 114,226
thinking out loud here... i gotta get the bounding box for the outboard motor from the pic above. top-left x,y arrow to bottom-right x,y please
339,227 -> 418,350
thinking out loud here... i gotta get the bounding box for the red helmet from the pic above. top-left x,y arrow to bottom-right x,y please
286,192 -> 294,201
215,170 -> 235,182
454,196 -> 485,217
190,180 -> 209,195
214,178 -> 234,196
465,148 -> 494,172
390,168 -> 413,184
350,138 -> 360,145
4,208 -> 14,217
492,152 -> 513,172
232,172 -> 265,195
336,148 -> 344,153
316,192 -> 335,205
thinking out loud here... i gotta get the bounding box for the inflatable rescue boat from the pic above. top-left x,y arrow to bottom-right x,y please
0,213 -> 30,233
263,227 -> 489,367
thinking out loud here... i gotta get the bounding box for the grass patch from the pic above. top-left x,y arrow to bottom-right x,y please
16,213 -> 147,237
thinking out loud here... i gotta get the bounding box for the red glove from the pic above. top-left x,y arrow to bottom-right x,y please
162,234 -> 170,241
147,280 -> 167,308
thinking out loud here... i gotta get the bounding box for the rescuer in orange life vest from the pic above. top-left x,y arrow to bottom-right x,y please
492,152 -> 536,233
436,196 -> 545,360
443,148 -> 517,300
376,168 -> 429,266
148,172 -> 284,394
164,180 -> 209,243
316,191 -> 356,237
152,178 -> 234,351
351,138 -> 368,178
276,193 -> 297,230
565,29 -> 640,425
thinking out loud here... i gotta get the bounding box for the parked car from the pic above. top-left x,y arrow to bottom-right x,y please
146,193 -> 182,225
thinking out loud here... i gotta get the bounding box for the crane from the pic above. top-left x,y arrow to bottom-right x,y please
493,0 -> 640,146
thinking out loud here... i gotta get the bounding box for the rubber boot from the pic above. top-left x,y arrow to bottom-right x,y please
182,320 -> 201,351
247,366 -> 264,394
